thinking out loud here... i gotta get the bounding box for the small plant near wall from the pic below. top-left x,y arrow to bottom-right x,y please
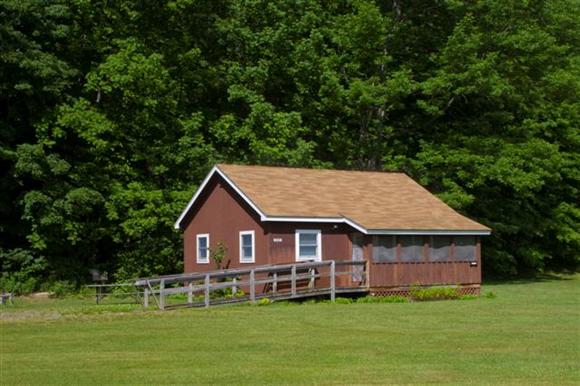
210,242 -> 228,270
410,285 -> 460,301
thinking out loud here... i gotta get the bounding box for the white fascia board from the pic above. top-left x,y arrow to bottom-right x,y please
262,216 -> 368,234
174,165 -> 267,229
366,229 -> 491,236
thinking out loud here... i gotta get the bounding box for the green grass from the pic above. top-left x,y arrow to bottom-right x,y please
1,275 -> 579,385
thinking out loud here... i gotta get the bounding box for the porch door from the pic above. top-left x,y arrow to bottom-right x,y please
352,235 -> 364,282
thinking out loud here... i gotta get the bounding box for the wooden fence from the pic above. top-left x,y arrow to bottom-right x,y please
134,260 -> 369,310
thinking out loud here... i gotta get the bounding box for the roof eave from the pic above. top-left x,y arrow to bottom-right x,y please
174,165 -> 267,229
366,229 -> 492,236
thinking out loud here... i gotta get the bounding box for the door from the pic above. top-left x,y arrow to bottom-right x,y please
351,235 -> 364,282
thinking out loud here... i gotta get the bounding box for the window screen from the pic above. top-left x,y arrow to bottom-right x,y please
429,236 -> 451,262
400,236 -> 423,262
454,236 -> 476,261
299,233 -> 317,258
372,236 -> 396,262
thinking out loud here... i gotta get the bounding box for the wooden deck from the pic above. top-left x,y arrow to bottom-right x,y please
134,260 -> 369,310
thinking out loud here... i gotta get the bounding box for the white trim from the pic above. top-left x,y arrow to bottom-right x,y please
196,234 -> 210,264
174,166 -> 267,229
263,216 -> 368,234
295,229 -> 322,262
366,229 -> 491,236
239,230 -> 255,264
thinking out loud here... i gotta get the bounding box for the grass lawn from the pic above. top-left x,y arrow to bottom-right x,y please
1,275 -> 579,385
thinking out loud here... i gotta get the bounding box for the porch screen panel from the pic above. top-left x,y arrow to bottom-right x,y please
429,236 -> 451,261
399,236 -> 423,262
372,236 -> 396,262
454,236 -> 476,261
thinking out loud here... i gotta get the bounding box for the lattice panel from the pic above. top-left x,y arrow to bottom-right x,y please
371,285 -> 480,298
458,286 -> 480,296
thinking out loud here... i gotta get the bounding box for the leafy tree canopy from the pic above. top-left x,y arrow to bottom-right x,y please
1,0 -> 578,283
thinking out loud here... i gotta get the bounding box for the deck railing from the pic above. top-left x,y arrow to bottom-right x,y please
134,259 -> 369,310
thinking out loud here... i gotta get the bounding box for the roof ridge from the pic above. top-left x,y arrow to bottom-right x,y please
217,163 -> 406,175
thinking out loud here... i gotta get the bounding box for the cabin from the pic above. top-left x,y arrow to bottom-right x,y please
174,164 -> 491,296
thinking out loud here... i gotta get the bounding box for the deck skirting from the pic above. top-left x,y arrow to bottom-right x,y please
370,284 -> 480,297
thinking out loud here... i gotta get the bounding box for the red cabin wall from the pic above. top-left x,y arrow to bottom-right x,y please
264,222 -> 352,263
182,176 -> 269,273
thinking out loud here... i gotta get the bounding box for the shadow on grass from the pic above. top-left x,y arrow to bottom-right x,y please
484,272 -> 577,286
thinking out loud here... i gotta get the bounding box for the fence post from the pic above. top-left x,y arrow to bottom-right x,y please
159,279 -> 165,310
143,287 -> 149,308
309,268 -> 315,289
291,265 -> 297,297
187,282 -> 193,305
330,260 -> 336,302
273,272 -> 278,294
204,274 -> 210,308
250,270 -> 256,304
366,259 -> 371,289
232,277 -> 237,295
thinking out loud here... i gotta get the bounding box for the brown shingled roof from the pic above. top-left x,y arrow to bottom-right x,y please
215,164 -> 489,232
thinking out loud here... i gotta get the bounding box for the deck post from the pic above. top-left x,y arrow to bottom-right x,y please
232,277 -> 237,295
143,287 -> 149,308
187,282 -> 193,305
273,272 -> 278,294
330,260 -> 336,302
204,274 -> 210,308
291,265 -> 297,297
249,270 -> 256,303
309,268 -> 315,289
366,259 -> 371,289
159,279 -> 165,310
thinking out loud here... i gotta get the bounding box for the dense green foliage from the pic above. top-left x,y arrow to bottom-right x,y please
1,0 -> 578,284
2,276 -> 579,384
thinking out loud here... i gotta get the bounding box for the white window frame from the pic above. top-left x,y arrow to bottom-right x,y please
196,233 -> 210,264
295,229 -> 322,262
239,230 -> 255,264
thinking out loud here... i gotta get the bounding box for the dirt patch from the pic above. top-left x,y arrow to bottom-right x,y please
28,292 -> 52,299
0,310 -> 61,322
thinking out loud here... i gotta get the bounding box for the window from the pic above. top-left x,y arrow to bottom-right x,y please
239,230 -> 255,263
400,235 -> 424,262
429,236 -> 451,262
295,229 -> 322,261
196,234 -> 209,264
372,236 -> 396,262
454,236 -> 476,261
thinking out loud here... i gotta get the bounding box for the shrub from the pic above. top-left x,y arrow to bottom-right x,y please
484,291 -> 497,299
410,286 -> 460,301
256,297 -> 271,306
210,242 -> 227,270
356,295 -> 409,303
334,297 -> 353,304
0,276 -> 39,295
50,281 -> 76,298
